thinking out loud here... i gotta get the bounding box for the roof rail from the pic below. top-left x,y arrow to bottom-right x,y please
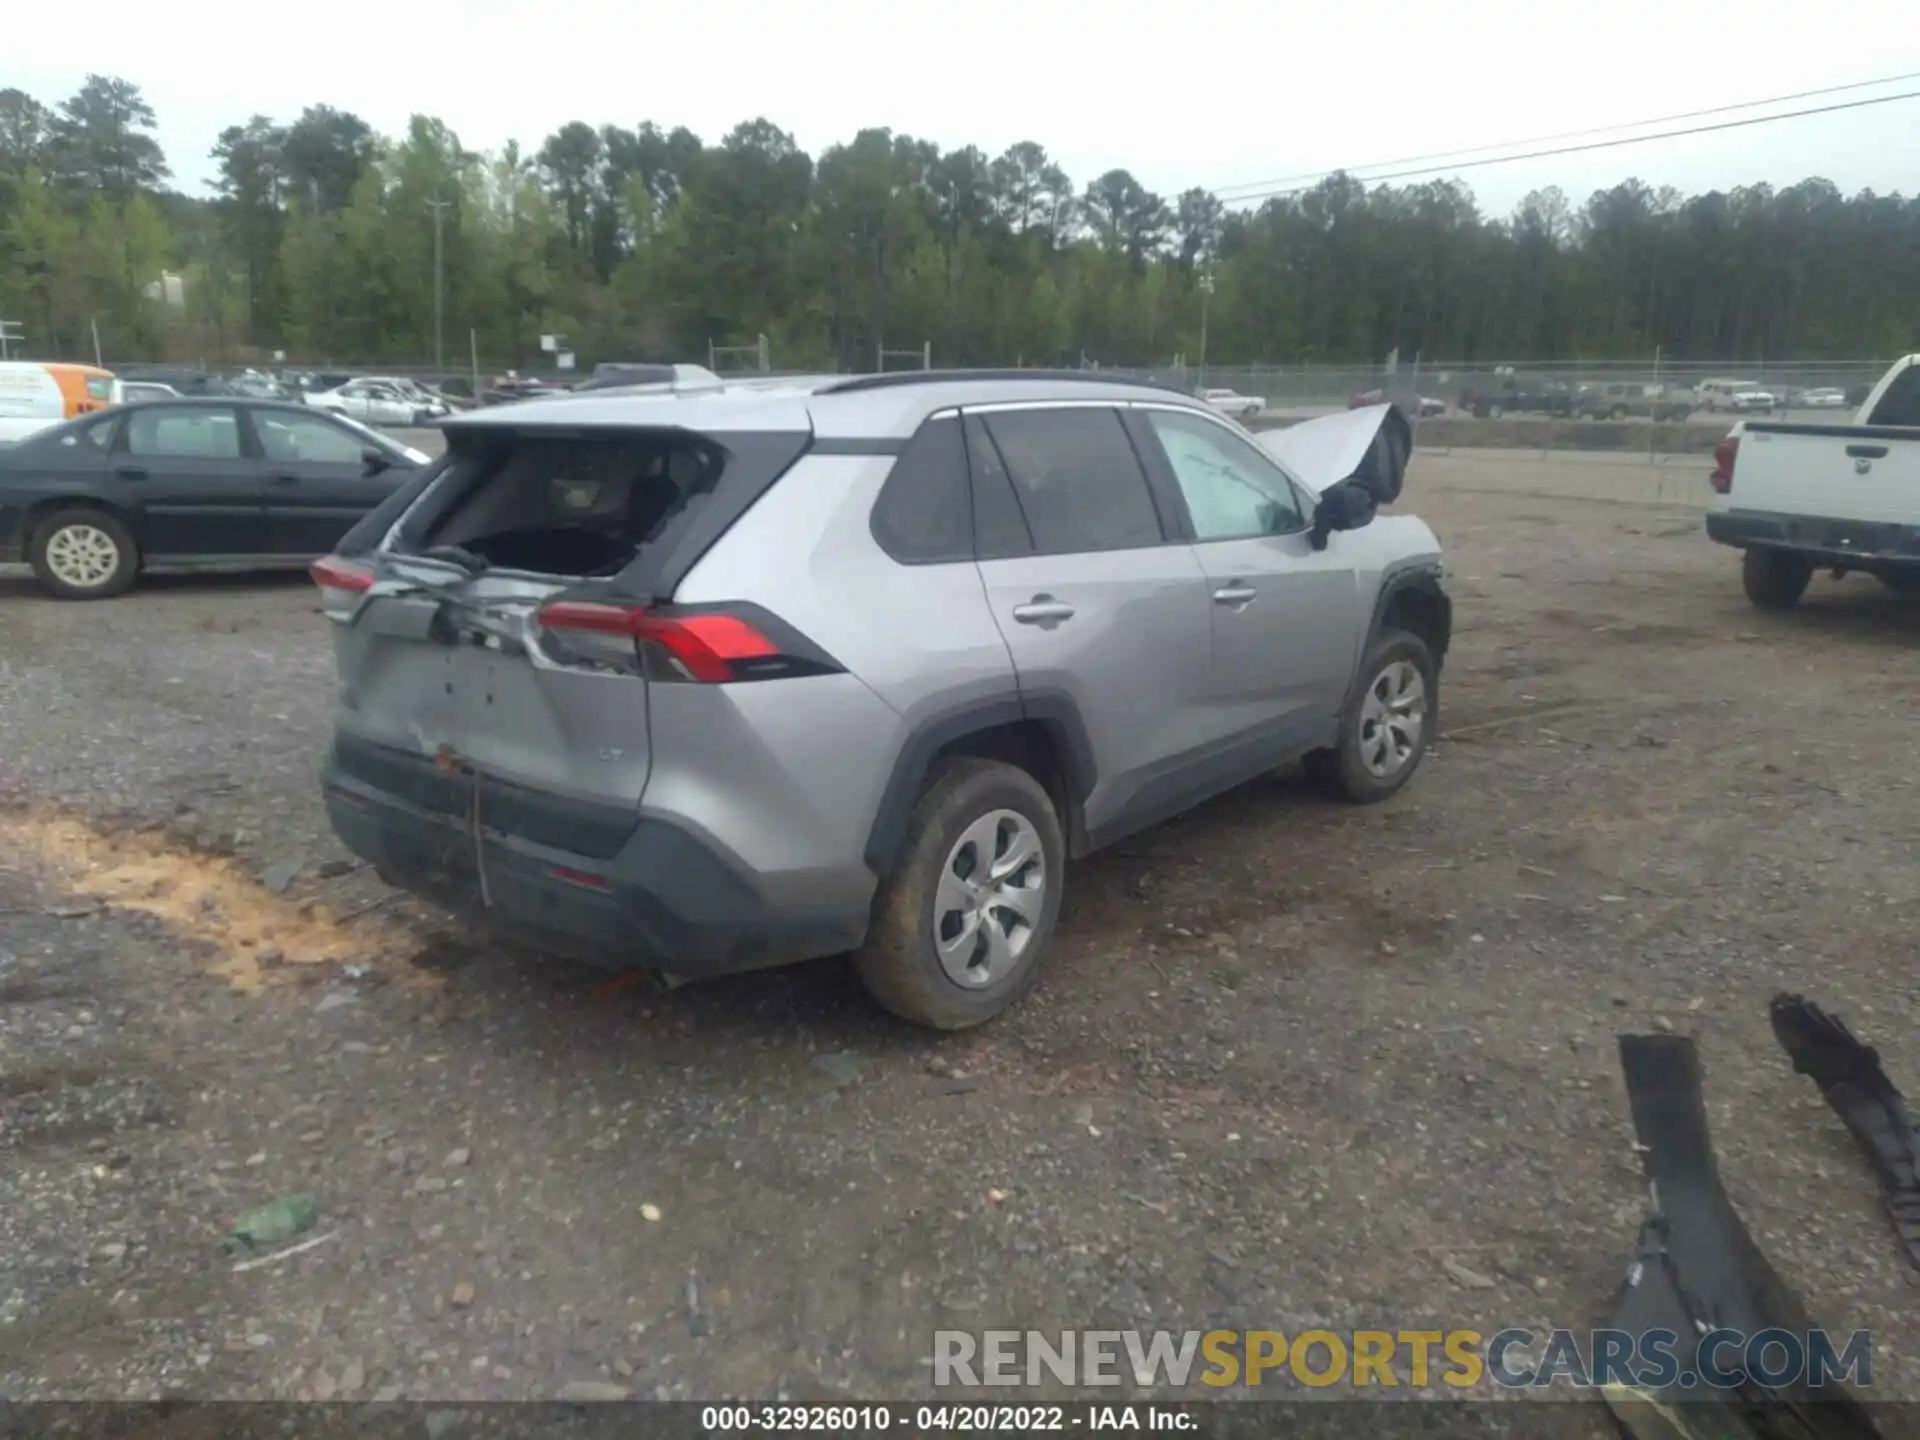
817,368 -> 1192,397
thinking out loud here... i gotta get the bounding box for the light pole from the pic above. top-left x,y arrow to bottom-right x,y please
426,197 -> 451,369
1198,271 -> 1215,388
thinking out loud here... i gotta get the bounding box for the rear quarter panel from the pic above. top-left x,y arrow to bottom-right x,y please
670,451 -> 1018,904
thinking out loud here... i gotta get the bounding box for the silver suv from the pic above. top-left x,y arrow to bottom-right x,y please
313,371 -> 1450,1028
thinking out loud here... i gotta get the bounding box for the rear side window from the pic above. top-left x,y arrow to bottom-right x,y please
870,415 -> 972,563
85,376 -> 115,401
975,407 -> 1164,555
125,406 -> 242,459
1867,367 -> 1920,427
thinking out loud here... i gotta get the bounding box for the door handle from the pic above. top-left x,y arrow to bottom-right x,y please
1845,445 -> 1888,460
1011,596 -> 1075,627
1213,584 -> 1258,606
269,472 -> 301,484
113,465 -> 148,482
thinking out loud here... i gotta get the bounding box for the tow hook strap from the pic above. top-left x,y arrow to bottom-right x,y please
1771,992 -> 1920,1267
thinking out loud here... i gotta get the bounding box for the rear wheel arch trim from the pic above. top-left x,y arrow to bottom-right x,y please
26,494 -> 143,548
863,693 -> 1097,876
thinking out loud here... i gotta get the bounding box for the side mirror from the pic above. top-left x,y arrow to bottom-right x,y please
362,447 -> 391,475
1308,478 -> 1377,551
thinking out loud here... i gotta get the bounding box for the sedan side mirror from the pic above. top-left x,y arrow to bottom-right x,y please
362,447 -> 391,475
1308,478 -> 1377,551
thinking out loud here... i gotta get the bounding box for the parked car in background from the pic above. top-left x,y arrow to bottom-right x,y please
0,361 -> 122,445
1199,386 -> 1264,418
121,381 -> 181,403
1705,354 -> 1920,610
1349,387 -> 1444,418
572,362 -> 726,396
1573,381 -> 1693,421
1696,378 -> 1775,413
1795,387 -> 1849,409
311,370 -> 1444,1029
225,370 -> 304,402
1457,374 -> 1573,419
308,377 -> 444,427
478,376 -> 569,406
0,399 -> 430,598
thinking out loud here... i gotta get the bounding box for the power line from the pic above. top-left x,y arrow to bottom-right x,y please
1215,69 -> 1920,200
1217,88 -> 1920,207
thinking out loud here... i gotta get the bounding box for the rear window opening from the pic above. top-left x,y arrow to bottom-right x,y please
387,425 -> 814,595
411,430 -> 730,577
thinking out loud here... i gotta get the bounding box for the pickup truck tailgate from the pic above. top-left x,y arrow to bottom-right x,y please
1728,423 -> 1920,525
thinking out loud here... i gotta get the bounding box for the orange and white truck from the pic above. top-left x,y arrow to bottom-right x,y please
0,361 -> 123,445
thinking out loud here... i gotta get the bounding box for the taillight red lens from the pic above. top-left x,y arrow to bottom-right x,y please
536,602 -> 780,683
1709,437 -> 1739,494
311,556 -> 374,620
310,556 -> 374,593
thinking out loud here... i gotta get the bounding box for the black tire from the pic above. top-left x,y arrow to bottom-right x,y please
1307,628 -> 1437,804
1741,549 -> 1812,610
29,508 -> 139,599
853,757 -> 1065,1030
1609,405 -> 1628,420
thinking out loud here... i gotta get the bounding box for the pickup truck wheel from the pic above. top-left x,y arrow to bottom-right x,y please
1487,403 -> 1505,420
1742,549 -> 1813,610
30,508 -> 139,599
1609,404 -> 1628,420
1307,628 -> 1436,804
854,757 -> 1065,1030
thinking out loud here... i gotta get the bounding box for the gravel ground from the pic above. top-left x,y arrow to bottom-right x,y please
0,448 -> 1916,1417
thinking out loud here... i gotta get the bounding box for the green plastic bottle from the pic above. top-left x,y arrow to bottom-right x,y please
223,1193 -> 321,1254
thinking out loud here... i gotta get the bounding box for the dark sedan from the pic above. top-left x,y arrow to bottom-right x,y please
0,398 -> 432,599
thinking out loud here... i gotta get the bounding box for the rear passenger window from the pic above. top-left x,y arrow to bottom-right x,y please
870,416 -> 972,563
976,407 -> 1164,555
1867,368 -> 1920,427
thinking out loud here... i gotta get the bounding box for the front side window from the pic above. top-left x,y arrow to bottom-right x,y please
974,407 -> 1163,555
1143,407 -> 1307,542
256,411 -> 366,465
125,406 -> 241,459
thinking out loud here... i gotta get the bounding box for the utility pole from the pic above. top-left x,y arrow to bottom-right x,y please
1198,271 -> 1215,388
426,197 -> 451,369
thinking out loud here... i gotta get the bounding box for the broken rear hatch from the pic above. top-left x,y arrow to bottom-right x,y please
316,408 -> 814,862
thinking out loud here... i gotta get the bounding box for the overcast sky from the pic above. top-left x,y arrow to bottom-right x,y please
8,0 -> 1916,217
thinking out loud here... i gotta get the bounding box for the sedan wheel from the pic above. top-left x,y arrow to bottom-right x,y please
30,509 -> 139,599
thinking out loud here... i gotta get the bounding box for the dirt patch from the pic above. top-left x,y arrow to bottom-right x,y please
0,810 -> 420,993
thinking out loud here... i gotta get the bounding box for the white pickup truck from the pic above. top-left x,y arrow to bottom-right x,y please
1706,354 -> 1920,609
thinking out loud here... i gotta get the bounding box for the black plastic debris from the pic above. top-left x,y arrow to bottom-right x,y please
1771,993 -> 1920,1270
1606,1033 -> 1881,1440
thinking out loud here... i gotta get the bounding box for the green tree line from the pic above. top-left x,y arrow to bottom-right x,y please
1,75 -> 1915,371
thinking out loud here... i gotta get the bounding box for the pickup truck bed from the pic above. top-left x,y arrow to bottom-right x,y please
1705,358 -> 1920,609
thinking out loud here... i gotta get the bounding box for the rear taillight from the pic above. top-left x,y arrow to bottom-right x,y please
534,601 -> 832,684
310,556 -> 374,620
1709,437 -> 1739,494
